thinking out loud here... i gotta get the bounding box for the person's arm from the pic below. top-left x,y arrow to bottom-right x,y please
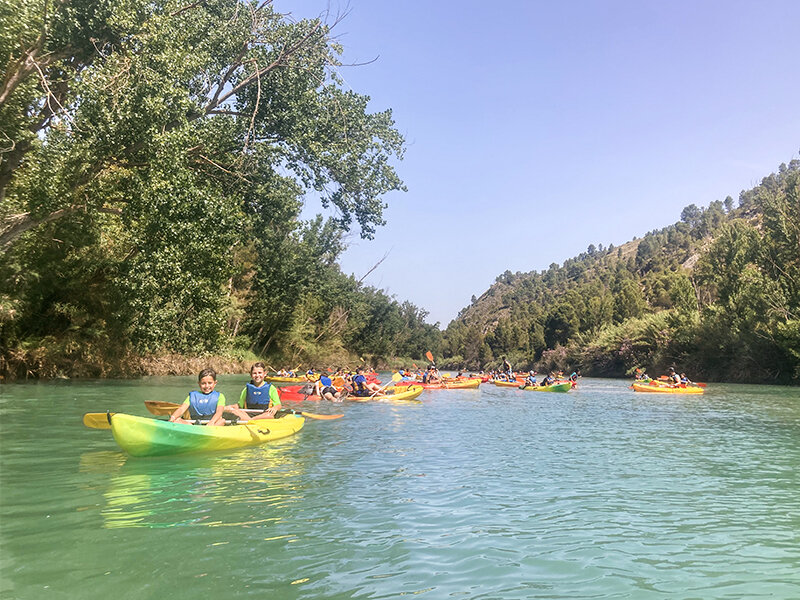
239,388 -> 247,408
269,385 -> 281,408
169,397 -> 191,422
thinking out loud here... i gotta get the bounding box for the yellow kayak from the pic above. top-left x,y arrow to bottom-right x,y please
265,375 -> 319,383
345,385 -> 424,403
632,382 -> 704,394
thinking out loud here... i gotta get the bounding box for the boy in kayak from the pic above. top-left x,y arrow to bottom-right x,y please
351,367 -> 382,397
666,367 -> 681,386
169,368 -> 228,426
239,362 -> 282,419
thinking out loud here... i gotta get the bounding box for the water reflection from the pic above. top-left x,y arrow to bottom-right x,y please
84,436 -> 306,529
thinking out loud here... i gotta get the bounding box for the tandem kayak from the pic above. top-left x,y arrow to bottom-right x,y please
519,382 -> 572,393
632,382 -> 704,394
345,385 -> 425,403
109,412 -> 305,457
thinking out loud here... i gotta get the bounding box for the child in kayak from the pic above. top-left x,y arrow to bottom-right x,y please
169,368 -> 228,426
239,362 -> 282,419
351,367 -> 383,397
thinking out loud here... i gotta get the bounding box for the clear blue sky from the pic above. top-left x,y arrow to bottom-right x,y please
277,0 -> 800,327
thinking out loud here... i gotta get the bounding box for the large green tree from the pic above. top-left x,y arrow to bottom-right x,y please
1,0 -> 406,370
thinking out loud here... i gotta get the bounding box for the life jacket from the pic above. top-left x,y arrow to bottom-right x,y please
188,390 -> 221,419
352,375 -> 369,397
245,382 -> 272,408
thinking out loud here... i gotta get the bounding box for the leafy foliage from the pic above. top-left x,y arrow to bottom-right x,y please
0,1 -> 432,377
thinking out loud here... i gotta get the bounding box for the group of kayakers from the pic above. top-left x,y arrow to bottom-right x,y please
171,362 -> 394,425
635,366 -> 697,387
169,363 -> 282,426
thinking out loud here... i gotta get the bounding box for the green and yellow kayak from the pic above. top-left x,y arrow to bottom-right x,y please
520,382 -> 572,393
109,413 -> 305,457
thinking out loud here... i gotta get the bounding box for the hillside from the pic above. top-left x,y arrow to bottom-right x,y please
440,159 -> 800,383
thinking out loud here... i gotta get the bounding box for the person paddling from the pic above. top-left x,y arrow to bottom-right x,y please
351,367 -> 382,397
169,368 -> 228,426
240,362 -> 282,420
666,367 -> 681,386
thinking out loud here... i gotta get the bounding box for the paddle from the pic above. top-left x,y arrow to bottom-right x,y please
82,413 -> 252,430
142,400 -> 342,421
425,351 -> 434,363
369,372 -> 403,398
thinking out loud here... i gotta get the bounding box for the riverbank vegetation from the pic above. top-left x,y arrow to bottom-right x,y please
440,160 -> 799,383
0,1 -> 440,379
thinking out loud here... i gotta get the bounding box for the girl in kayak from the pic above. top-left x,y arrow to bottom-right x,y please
314,374 -> 342,402
169,368 -> 228,426
240,362 -> 282,419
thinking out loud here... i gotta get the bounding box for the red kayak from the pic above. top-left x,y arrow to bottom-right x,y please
278,384 -> 320,402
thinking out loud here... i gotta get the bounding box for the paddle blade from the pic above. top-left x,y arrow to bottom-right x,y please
83,412 -> 113,429
425,351 -> 434,362
144,400 -> 185,417
300,411 -> 343,420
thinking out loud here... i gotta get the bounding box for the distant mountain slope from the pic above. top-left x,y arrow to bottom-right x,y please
440,158 -> 800,384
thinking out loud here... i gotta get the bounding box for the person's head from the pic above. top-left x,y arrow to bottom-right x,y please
357,367 -> 364,374
250,362 -> 266,385
399,369 -> 405,376
198,368 -> 217,394
668,367 -> 675,374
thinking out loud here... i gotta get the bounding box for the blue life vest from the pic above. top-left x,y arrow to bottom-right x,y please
188,390 -> 221,419
245,382 -> 272,409
320,376 -> 332,387
352,374 -> 369,397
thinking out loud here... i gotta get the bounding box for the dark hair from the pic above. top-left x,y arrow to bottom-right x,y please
198,368 -> 217,381
250,362 -> 266,373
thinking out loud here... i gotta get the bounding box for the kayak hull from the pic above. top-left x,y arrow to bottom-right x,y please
520,382 -> 572,393
395,379 -> 480,389
110,413 -> 305,457
346,385 -> 424,402
632,383 -> 704,394
492,380 -> 521,388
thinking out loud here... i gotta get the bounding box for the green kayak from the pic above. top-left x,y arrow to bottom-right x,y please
519,382 -> 572,393
110,413 -> 305,457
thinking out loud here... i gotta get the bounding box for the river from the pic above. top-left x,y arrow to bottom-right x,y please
1,376 -> 799,599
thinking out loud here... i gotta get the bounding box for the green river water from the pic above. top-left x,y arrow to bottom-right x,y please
1,376 -> 799,599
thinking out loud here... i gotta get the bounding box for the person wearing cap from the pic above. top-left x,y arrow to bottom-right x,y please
524,370 -> 537,386
398,369 -> 412,382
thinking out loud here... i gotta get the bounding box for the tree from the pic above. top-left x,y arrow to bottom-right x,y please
0,1 -> 406,362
